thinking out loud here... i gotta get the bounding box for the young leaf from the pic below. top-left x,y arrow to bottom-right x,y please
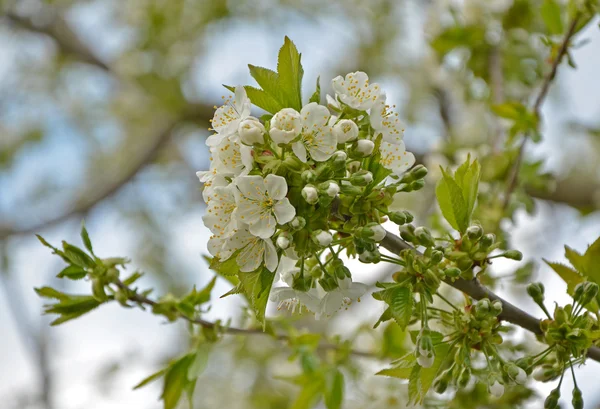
544,259 -> 583,293
56,265 -> 87,280
80,220 -> 94,256
389,287 -> 413,330
583,236 -> 600,282
62,242 -> 95,268
540,0 -> 564,35
324,370 -> 344,409
224,85 -> 282,114
309,76 -> 321,104
436,168 -> 468,232
248,65 -> 285,105
134,368 -> 167,390
277,36 -> 303,111
162,353 -> 196,409
238,267 -> 275,325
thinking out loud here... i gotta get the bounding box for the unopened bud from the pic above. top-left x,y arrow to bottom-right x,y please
444,267 -> 461,279
572,387 -> 583,409
290,216 -> 306,231
527,282 -> 545,304
574,281 -> 599,306
430,250 -> 444,264
502,250 -> 523,261
466,225 -> 483,240
276,235 -> 290,249
323,181 -> 340,197
489,381 -> 504,398
533,365 -> 560,382
302,185 -> 319,204
389,211 -> 412,225
480,233 -> 496,249
349,170 -> 373,186
414,227 -> 435,247
458,367 -> 471,388
359,249 -> 381,264
312,230 -> 333,247
506,363 -> 527,385
544,389 -> 560,409
491,300 -> 502,316
357,223 -> 387,242
333,119 -> 359,142
355,139 -> 375,156
417,353 -> 434,368
238,117 -> 265,145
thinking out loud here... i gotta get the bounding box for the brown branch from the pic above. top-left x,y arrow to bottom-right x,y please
380,231 -> 600,363
502,14 -> 582,211
113,279 -> 376,359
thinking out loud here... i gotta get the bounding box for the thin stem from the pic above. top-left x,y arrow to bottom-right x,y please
436,292 -> 460,311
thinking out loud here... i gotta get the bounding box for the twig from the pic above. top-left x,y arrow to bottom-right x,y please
112,279 -> 377,359
380,231 -> 600,363
502,14 -> 582,210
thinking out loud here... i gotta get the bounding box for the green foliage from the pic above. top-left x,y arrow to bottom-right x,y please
540,0 -> 564,35
36,287 -> 103,325
238,268 -> 275,326
226,37 -> 304,113
435,156 -> 481,233
491,102 -> 540,143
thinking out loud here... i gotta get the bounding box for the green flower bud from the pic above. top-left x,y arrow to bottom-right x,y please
502,250 -> 523,261
444,267 -> 461,279
466,225 -> 483,240
115,290 -> 129,306
526,282 -> 545,303
430,250 -> 444,265
347,160 -> 361,173
457,367 -> 471,388
574,281 -> 599,306
479,233 -> 496,249
544,389 -> 560,409
349,170 -> 373,186
408,179 -> 425,191
456,256 -> 473,271
312,230 -> 333,247
319,181 -> 340,197
290,216 -> 306,231
433,376 -> 449,394
554,306 -> 568,325
414,227 -> 435,247
423,270 -> 441,289
505,363 -> 528,385
491,300 -> 503,316
356,223 -> 387,242
359,249 -> 381,264
474,299 -> 490,318
302,185 -> 319,204
572,387 -> 583,409
301,169 -> 317,183
331,151 -> 347,170
533,365 -> 560,382
409,164 -> 428,180
92,278 -> 108,302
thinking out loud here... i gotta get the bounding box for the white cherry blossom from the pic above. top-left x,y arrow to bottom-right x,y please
370,93 -> 405,145
270,108 -> 302,144
270,257 -> 320,313
222,225 -> 278,272
207,86 -> 251,146
332,119 -> 359,143
196,168 -> 228,202
235,174 -> 296,238
331,71 -> 381,111
214,136 -> 253,177
379,140 -> 415,176
238,117 -> 265,145
292,103 -> 337,162
315,278 -> 367,319
202,183 -> 238,237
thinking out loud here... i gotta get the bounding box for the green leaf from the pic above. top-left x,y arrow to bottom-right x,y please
544,259 -> 584,293
389,287 -> 413,330
377,352 -> 415,379
324,370 -> 344,409
291,375 -> 324,409
455,157 -> 480,221
162,354 -> 196,409
248,65 -> 285,105
80,221 -> 94,256
277,36 -> 303,111
309,76 -> 321,104
133,368 -> 167,390
35,286 -> 69,301
56,265 -> 87,280
407,365 -> 422,404
436,167 -> 469,232
224,85 -> 282,114
44,295 -> 103,325
564,245 -> 587,274
187,347 -> 210,380
491,102 -> 528,120
541,0 -> 564,35
373,306 -> 392,328
583,236 -> 600,282
62,242 -> 95,268
239,267 -> 275,325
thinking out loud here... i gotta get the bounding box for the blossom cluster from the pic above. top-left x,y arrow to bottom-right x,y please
198,72 -> 416,318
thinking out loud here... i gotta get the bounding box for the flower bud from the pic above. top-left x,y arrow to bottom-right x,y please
302,185 -> 319,204
466,225 -> 483,240
489,381 -> 504,398
479,233 -> 496,249
290,216 -> 306,231
574,281 -> 599,306
423,270 -> 441,289
414,227 -> 435,247
270,108 -> 302,144
302,170 -> 317,183
359,249 -> 381,263
474,299 -> 490,318
323,181 -> 340,197
444,267 -> 461,279
349,170 -> 373,186
357,223 -> 386,242
355,139 -> 375,156
491,300 -> 502,316
502,250 -> 523,261
533,364 -> 560,382
331,150 -> 347,170
572,387 -> 583,409
406,164 -> 428,181
92,278 -> 108,302
430,250 -> 444,264
276,235 -> 290,249
433,376 -> 449,394
527,282 -> 545,304
457,367 -> 471,388
332,119 -> 359,143
389,211 -> 412,225
506,363 -> 527,385
544,389 -> 560,409
238,117 -> 265,145
312,230 -> 333,247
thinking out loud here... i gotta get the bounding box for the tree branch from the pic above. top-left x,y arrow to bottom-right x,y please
112,279 -> 376,359
502,13 -> 582,210
380,231 -> 600,363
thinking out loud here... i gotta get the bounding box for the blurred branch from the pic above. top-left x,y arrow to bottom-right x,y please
113,279 -> 377,359
380,231 -> 600,363
502,13 -> 582,210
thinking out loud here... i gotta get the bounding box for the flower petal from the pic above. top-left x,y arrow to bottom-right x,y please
265,174 -> 288,200
292,141 -> 308,163
273,198 -> 296,225
249,214 -> 277,238
263,238 -> 278,272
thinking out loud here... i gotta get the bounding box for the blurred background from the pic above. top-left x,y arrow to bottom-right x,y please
1,0 -> 600,408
